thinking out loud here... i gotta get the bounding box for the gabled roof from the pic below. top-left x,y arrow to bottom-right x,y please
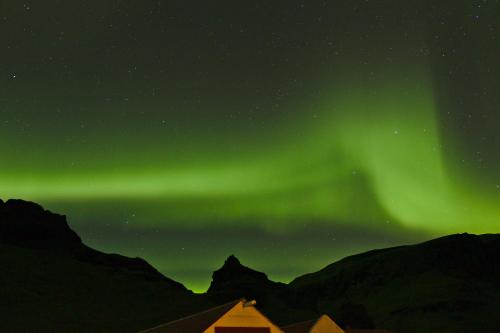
138,299 -> 243,333
282,315 -> 344,333
281,319 -> 316,333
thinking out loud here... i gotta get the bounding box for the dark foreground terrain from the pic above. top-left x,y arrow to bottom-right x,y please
1,199 -> 499,332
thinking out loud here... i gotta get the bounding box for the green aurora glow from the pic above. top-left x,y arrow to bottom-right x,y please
2,69 -> 498,234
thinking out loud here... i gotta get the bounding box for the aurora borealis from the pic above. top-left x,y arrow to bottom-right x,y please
1,1 -> 499,291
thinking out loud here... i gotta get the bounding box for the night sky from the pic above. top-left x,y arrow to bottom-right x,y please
1,1 -> 499,291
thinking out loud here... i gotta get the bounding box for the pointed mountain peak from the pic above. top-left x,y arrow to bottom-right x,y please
216,255 -> 262,277
207,255 -> 279,296
223,254 -> 242,267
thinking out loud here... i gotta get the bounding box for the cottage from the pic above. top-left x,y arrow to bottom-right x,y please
282,315 -> 345,333
138,299 -> 283,333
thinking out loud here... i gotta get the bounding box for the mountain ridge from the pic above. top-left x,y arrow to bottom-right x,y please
1,198 -> 499,332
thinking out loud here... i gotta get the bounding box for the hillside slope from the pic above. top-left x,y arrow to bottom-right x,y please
289,233 -> 500,332
0,199 -> 207,333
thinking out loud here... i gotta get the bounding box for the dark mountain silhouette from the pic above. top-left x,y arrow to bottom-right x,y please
204,255 -> 374,328
206,255 -> 316,324
289,233 -> 500,333
206,234 -> 500,332
0,199 -> 209,333
0,198 -> 81,246
1,199 -> 499,332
